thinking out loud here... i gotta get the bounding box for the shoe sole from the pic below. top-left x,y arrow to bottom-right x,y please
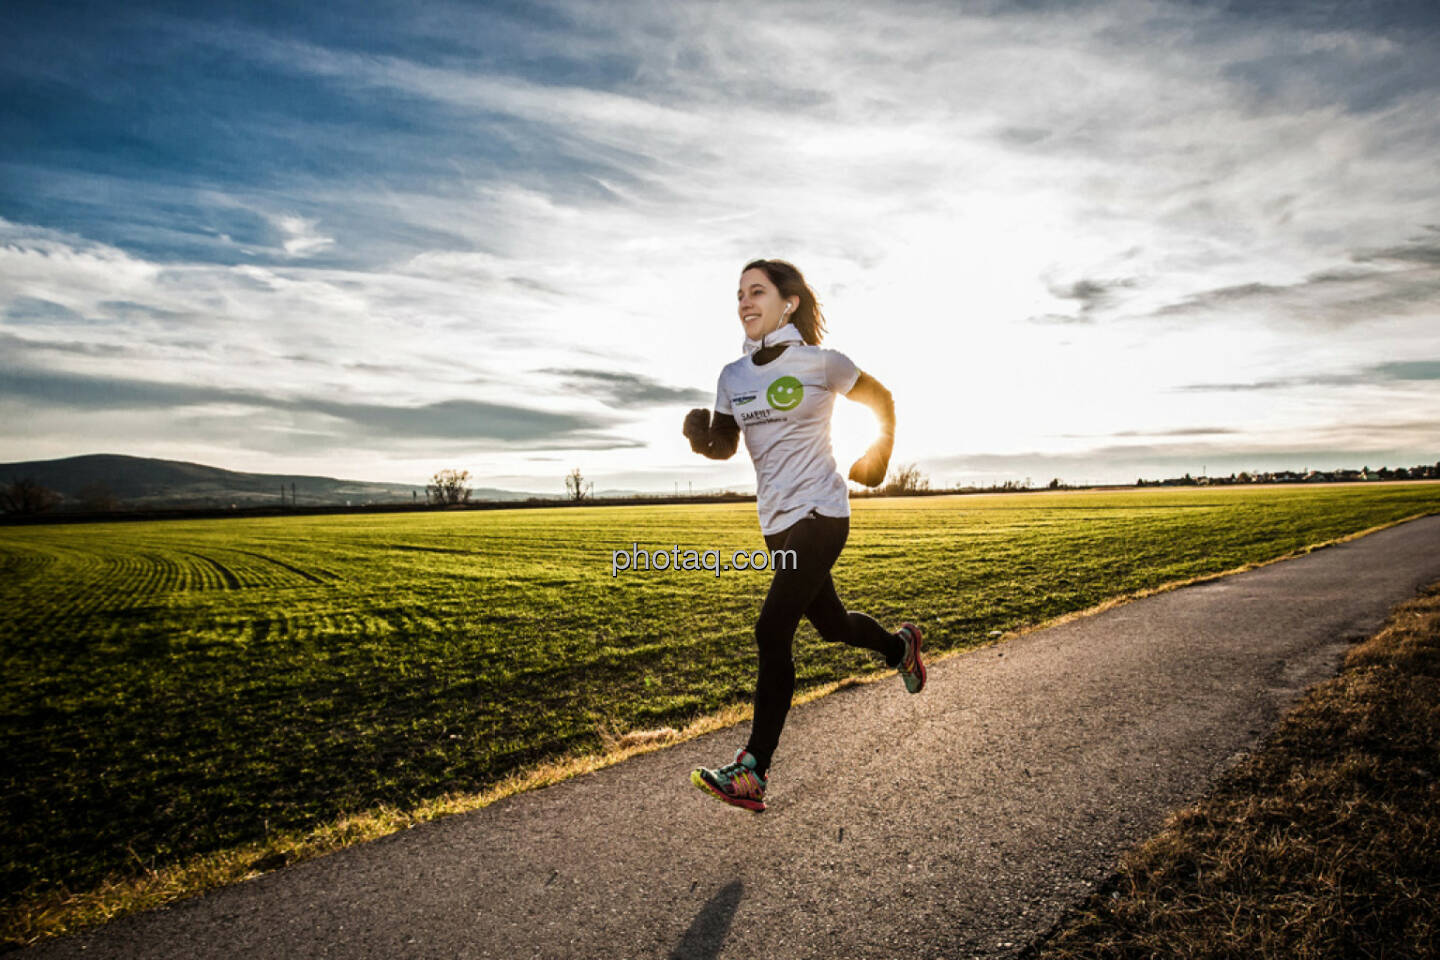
901,621 -> 925,694
691,769 -> 766,812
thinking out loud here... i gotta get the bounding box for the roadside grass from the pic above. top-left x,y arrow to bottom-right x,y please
3,483 -> 1439,947
1027,579 -> 1440,960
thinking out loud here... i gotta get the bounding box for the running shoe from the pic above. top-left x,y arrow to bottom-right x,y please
691,748 -> 767,812
897,621 -> 925,694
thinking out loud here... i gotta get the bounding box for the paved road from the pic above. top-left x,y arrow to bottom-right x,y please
31,514 -> 1440,960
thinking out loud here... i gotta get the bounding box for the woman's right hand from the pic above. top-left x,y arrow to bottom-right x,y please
682,408 -> 711,445
685,409 -> 740,460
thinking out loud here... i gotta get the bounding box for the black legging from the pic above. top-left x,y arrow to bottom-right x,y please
744,511 -> 904,777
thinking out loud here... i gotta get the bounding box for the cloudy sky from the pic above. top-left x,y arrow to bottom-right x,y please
2,0 -> 1437,493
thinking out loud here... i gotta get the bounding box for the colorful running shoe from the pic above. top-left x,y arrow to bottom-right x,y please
897,621 -> 925,694
691,748 -> 767,812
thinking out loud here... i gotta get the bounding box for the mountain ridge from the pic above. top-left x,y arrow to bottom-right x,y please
0,453 -> 546,509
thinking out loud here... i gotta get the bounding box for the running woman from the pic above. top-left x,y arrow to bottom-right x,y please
682,258 -> 924,812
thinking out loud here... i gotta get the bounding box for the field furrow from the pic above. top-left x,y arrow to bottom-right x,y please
230,548 -> 331,585
180,551 -> 242,591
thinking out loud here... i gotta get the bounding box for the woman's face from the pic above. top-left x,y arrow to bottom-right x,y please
737,268 -> 797,341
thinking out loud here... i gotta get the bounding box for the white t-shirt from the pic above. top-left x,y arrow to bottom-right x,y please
714,344 -> 861,535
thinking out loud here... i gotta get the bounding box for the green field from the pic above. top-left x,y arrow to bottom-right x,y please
4,484 -> 1439,914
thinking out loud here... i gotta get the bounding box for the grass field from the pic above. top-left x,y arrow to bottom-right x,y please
4,483 -> 1440,938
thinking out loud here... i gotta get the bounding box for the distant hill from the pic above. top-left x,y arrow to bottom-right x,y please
0,453 -> 546,511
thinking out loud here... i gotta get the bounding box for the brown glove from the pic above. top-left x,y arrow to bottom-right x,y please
848,438 -> 891,487
683,408 -> 711,452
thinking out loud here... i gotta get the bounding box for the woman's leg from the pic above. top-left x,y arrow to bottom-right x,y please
804,573 -> 905,667
744,515 -> 847,776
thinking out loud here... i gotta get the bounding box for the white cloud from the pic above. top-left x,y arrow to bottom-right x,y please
272,214 -> 335,257
4,1 -> 1439,487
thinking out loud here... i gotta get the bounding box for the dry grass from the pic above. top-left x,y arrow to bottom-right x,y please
1028,581 -> 1440,960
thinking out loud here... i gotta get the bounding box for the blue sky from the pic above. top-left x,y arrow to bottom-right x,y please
2,0 -> 1438,492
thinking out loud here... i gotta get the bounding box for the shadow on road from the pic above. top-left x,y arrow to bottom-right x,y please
669,880 -> 743,960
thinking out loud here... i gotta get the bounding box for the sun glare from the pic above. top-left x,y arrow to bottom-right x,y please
831,394 -> 884,468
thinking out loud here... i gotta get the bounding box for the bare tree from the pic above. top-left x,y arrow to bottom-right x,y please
1,477 -> 63,514
565,467 -> 589,502
426,468 -> 472,505
883,463 -> 930,496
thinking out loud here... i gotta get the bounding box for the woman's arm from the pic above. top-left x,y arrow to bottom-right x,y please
682,408 -> 741,460
844,372 -> 894,487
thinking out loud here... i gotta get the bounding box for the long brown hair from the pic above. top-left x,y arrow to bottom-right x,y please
743,258 -> 827,346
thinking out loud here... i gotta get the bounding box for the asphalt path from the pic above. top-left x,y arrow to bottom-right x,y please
30,514 -> 1440,960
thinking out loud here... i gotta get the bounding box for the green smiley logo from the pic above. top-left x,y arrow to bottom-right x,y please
766,375 -> 804,411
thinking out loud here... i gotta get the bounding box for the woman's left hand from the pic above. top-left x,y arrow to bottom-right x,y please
848,450 -> 888,487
